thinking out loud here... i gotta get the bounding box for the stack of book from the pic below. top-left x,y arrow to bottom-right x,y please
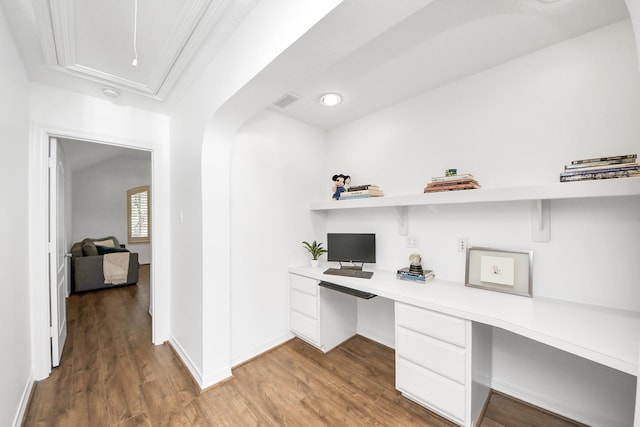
396,267 -> 435,283
341,184 -> 384,200
424,174 -> 481,193
560,154 -> 639,182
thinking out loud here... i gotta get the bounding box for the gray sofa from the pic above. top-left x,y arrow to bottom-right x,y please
70,236 -> 139,293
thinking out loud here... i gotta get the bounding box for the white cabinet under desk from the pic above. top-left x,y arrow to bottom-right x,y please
289,273 -> 356,352
395,302 -> 492,426
288,265 -> 640,427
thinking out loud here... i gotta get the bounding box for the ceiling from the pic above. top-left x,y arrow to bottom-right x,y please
2,0 -> 257,111
31,0 -> 230,100
267,0 -> 631,129
58,138 -> 150,173
1,0 -> 633,129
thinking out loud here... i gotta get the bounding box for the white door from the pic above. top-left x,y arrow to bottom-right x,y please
49,138 -> 67,367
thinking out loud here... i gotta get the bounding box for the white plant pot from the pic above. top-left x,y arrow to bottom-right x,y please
310,259 -> 320,268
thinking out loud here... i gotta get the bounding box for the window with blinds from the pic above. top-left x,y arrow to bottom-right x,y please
127,185 -> 150,243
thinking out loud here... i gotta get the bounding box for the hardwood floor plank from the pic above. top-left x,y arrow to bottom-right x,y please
68,368 -> 111,427
102,354 -> 146,423
113,412 -> 152,427
184,383 -> 262,426
21,364 -> 73,426
139,378 -> 190,427
261,344 -> 385,425
482,392 -> 587,427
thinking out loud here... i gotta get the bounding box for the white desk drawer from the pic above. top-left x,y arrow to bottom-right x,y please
290,274 -> 318,296
396,302 -> 466,348
397,326 -> 467,385
291,289 -> 318,319
290,310 -> 319,344
397,357 -> 466,424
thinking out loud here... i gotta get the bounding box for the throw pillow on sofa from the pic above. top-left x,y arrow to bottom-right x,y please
96,245 -> 129,255
81,239 -> 99,256
94,238 -> 115,247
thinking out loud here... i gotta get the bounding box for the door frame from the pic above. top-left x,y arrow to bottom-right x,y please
29,123 -> 171,380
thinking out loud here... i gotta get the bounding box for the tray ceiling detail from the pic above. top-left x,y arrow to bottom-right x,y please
34,0 -> 231,100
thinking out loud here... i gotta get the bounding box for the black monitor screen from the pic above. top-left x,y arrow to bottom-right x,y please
327,233 -> 376,264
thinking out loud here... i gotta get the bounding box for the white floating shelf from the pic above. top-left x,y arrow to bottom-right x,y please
311,178 -> 640,210
310,178 -> 640,241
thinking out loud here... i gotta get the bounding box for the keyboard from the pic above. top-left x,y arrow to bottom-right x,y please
318,281 -> 377,299
323,268 -> 374,279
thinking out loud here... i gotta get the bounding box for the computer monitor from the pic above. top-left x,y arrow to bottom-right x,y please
327,233 -> 376,269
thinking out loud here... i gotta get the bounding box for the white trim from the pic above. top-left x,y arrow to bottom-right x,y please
29,123 -> 171,380
230,332 -> 293,368
202,367 -> 233,390
169,336 -> 233,390
12,372 -> 34,427
169,336 -> 204,385
29,124 -> 53,380
33,0 -> 235,99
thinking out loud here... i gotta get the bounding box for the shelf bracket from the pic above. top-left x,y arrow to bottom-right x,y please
395,206 -> 408,235
532,199 -> 550,242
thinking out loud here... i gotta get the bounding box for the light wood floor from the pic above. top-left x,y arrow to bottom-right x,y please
23,265 -> 585,426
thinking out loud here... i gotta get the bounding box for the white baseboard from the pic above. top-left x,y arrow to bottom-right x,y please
231,332 -> 294,367
13,372 -> 34,427
492,378 -> 623,427
168,336 -> 204,386
201,367 -> 233,390
358,330 -> 395,349
169,336 -> 232,391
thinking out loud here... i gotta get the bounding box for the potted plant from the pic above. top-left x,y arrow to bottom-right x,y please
302,240 -> 328,268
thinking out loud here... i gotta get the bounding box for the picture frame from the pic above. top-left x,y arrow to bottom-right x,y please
465,246 -> 533,297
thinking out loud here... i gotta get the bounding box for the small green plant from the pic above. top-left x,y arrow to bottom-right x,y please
302,240 -> 328,260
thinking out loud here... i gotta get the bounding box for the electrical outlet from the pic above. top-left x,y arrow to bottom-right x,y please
406,235 -> 419,248
457,237 -> 468,252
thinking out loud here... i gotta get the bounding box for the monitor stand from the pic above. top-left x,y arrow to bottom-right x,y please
338,262 -> 364,271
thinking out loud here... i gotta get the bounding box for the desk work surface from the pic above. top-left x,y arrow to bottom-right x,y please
289,265 -> 640,377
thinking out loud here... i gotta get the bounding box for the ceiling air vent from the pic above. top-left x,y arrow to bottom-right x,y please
272,93 -> 300,109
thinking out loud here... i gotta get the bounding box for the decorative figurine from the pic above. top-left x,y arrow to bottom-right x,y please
331,174 -> 349,200
409,253 -> 424,275
396,253 -> 435,282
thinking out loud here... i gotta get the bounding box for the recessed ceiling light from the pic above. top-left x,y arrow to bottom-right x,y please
319,93 -> 343,107
102,88 -> 120,98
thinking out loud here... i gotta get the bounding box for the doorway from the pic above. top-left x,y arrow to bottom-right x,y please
54,137 -> 153,365
30,124 -> 169,380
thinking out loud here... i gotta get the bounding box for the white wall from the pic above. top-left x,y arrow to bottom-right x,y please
72,154 -> 152,264
0,7 -> 33,426
492,328 -> 636,426
326,19 -> 640,308
317,19 -> 640,426
230,110 -> 327,364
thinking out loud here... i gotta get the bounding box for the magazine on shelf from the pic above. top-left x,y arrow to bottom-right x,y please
431,174 -> 474,182
348,184 -> 380,191
564,158 -> 637,170
570,154 -> 636,165
342,189 -> 384,197
560,164 -> 639,177
560,170 -> 640,182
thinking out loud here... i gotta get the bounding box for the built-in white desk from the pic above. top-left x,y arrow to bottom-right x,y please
288,265 -> 640,426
